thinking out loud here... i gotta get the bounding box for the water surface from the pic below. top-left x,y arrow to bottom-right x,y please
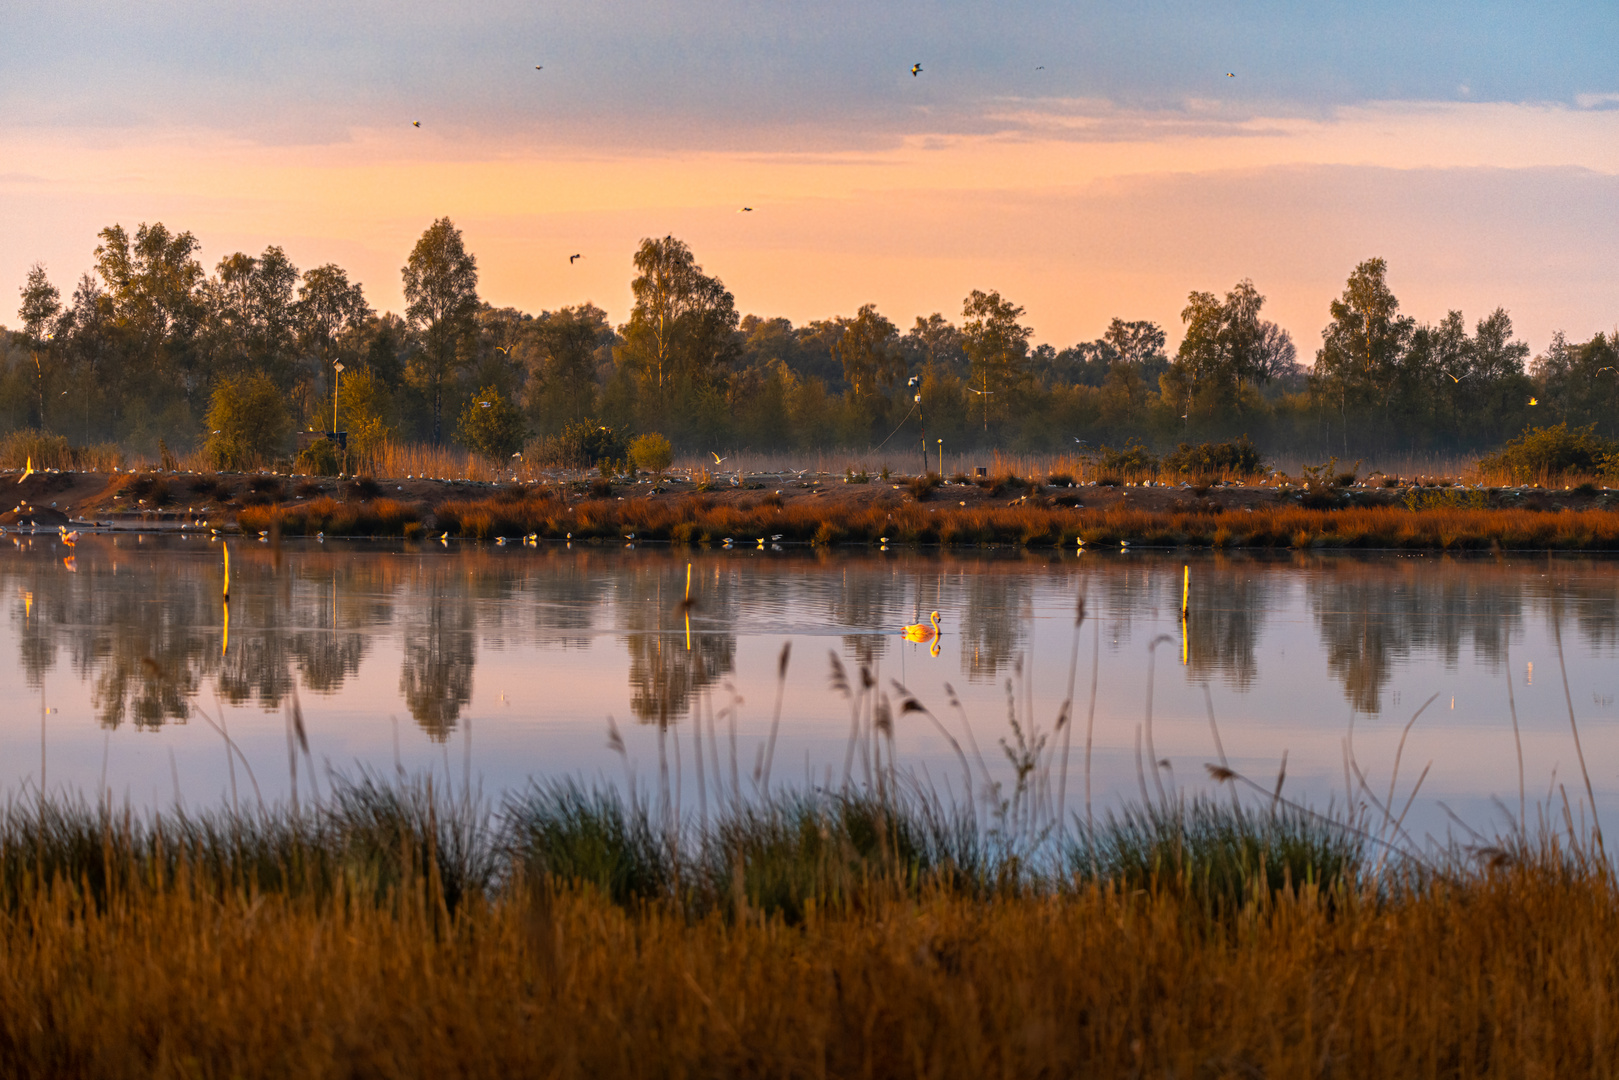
4,534 -> 1618,840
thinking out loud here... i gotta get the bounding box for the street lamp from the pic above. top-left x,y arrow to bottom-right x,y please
909,375 -> 925,476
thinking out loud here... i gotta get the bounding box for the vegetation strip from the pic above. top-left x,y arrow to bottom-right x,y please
0,779 -> 1611,1076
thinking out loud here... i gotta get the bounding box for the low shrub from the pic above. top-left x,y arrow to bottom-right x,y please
1162,435 -> 1266,479
295,437 -> 341,477
908,473 -> 942,501
1479,423 -> 1619,484
1090,440 -> 1159,478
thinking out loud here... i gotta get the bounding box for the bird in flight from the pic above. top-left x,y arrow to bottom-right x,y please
412,120 -> 421,127
1444,370 -> 1471,383
494,345 -> 510,355
1529,396 -> 1539,405
569,253 -> 581,263
535,65 -> 543,70
738,206 -> 753,213
711,452 -> 727,466
911,63 -> 923,77
1035,65 -> 1045,70
1226,72 -> 1235,78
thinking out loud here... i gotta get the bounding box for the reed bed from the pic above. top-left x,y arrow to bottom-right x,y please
0,777 -> 1614,1077
432,488 -> 1619,550
238,495 -> 425,537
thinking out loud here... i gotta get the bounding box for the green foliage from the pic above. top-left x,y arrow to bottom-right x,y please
456,386 -> 527,462
628,432 -> 673,477
1067,799 -> 1362,913
205,373 -> 291,470
295,437 -> 341,476
0,228 -> 1582,463
961,289 -> 1032,428
336,368 -> 396,471
1403,486 -> 1488,510
1479,423 -> 1619,483
402,217 -> 480,442
620,236 -> 739,420
1089,440 -> 1159,476
534,419 -> 629,469
1162,435 -> 1266,477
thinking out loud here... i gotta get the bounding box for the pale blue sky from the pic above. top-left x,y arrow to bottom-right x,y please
6,1 -> 1615,145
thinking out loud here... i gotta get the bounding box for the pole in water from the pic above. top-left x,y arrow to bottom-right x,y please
1181,564 -> 1189,617
223,543 -> 231,602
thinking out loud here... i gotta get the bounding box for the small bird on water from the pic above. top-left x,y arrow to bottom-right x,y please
902,611 -> 941,643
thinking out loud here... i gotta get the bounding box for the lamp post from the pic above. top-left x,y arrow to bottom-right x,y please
333,362 -> 345,475
909,375 -> 924,476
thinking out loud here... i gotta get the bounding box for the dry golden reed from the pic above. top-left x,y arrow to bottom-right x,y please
0,857 -> 1616,1076
434,490 -> 1619,550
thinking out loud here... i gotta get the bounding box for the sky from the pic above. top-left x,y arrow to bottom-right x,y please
3,0 -> 1617,356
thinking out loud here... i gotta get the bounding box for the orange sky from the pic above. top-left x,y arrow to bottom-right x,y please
4,99 -> 1617,354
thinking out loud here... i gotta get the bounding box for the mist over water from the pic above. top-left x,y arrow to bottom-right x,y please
1,534 -> 1616,841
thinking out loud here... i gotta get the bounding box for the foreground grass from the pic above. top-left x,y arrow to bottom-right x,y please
0,779 -> 1613,1076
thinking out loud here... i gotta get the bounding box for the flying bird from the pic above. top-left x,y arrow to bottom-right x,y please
494,345 -> 510,354
711,452 -> 726,466
569,253 -> 581,263
1444,370 -> 1471,382
1226,72 -> 1235,77
412,120 -> 421,127
911,63 -> 923,77
1035,65 -> 1045,70
738,207 -> 753,212
535,65 -> 543,70
1529,397 -> 1539,405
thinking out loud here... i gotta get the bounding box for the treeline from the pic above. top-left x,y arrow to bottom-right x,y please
6,219 -> 1615,465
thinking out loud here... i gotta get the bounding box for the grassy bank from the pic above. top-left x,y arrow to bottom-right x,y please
0,778 -> 1610,1076
432,486 -> 1619,550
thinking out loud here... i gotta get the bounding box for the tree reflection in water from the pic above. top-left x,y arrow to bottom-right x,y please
1182,556 -> 1274,691
624,561 -> 736,728
3,540 -> 1619,745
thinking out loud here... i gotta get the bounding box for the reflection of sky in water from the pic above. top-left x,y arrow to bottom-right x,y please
2,535 -> 1619,842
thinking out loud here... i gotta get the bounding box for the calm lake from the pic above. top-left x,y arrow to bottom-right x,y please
3,534 -> 1618,840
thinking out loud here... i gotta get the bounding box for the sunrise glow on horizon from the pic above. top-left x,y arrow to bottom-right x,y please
5,1 -> 1616,354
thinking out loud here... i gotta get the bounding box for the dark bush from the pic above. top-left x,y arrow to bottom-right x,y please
1091,440 -> 1160,477
1162,435 -> 1265,478
248,475 -> 285,497
589,478 -> 614,498
532,419 -> 629,470
908,473 -> 942,501
295,438 -> 341,477
346,475 -> 382,501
